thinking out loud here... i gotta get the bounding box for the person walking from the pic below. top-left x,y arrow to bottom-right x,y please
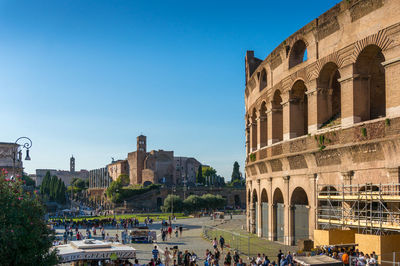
152,246 -> 160,260
219,236 -> 225,252
164,247 -> 171,266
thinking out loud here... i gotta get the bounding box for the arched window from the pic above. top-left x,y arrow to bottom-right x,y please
271,91 -> 283,143
354,45 -> 386,121
289,40 -> 307,68
290,80 -> 308,137
318,62 -> 341,128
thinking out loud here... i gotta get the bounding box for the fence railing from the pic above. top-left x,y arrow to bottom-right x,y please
202,225 -> 251,256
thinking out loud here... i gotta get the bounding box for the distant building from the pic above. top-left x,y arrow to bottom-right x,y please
89,167 -> 111,189
108,159 -> 129,182
108,135 -> 202,186
35,156 -> 88,186
0,142 -> 23,177
174,157 -> 201,185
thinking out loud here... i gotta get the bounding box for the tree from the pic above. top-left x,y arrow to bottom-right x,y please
183,195 -> 204,212
196,165 -> 204,185
231,161 -> 241,182
0,169 -> 59,265
117,174 -> 130,186
21,174 -> 35,187
161,194 -> 184,213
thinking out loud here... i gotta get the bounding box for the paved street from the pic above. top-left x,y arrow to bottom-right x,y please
55,216 -> 228,264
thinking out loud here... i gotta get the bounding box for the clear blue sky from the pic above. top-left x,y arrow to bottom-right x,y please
0,0 -> 340,180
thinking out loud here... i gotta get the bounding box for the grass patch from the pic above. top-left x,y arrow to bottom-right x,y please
203,226 -> 296,258
51,213 -> 189,222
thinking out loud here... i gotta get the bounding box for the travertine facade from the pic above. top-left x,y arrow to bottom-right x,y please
245,0 -> 400,245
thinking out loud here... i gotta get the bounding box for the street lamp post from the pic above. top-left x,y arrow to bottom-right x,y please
12,137 -> 32,178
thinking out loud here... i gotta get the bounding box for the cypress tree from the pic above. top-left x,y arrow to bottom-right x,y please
231,161 -> 241,182
196,165 -> 203,184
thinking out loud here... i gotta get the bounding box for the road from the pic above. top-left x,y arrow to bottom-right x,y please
55,215 -> 233,264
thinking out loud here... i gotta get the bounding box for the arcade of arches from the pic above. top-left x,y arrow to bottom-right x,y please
244,0 -> 400,246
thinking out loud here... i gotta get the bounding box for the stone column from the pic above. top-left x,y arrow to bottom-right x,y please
308,173 -> 317,239
342,170 -> 354,193
267,109 -> 273,145
338,64 -> 362,126
383,57 -> 400,117
257,179 -> 262,237
283,175 -> 291,245
258,115 -> 267,148
282,92 -> 292,141
268,101 -> 283,144
245,125 -> 250,155
305,79 -> 318,133
268,177 -> 274,241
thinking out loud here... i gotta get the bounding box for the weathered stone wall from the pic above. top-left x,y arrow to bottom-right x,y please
245,0 -> 400,245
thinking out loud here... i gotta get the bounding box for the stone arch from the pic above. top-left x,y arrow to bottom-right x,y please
289,40 -> 307,68
261,188 -> 269,238
319,185 -> 338,195
289,80 -> 308,137
318,186 -> 340,229
317,62 -> 341,128
271,90 -> 283,143
354,44 -> 386,121
251,108 -> 258,151
290,187 -> 309,245
259,102 -> 268,148
259,68 -> 267,91
359,185 -> 380,192
273,188 -> 284,242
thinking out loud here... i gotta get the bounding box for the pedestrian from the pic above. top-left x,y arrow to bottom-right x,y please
63,231 -> 68,244
233,251 -> 240,264
183,250 -> 191,266
164,247 -> 171,266
263,256 -> 270,266
219,235 -> 225,252
179,225 -> 183,237
224,251 -> 232,265
212,238 -> 218,249
101,228 -> 105,240
285,251 -> 292,265
168,226 -> 173,239
277,250 -> 283,266
152,246 -> 160,260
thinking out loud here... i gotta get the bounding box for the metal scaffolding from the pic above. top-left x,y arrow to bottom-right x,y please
317,183 -> 400,234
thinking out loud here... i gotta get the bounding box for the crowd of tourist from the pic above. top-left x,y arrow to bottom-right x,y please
313,246 -> 378,266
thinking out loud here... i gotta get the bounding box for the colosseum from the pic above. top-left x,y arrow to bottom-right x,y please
244,0 -> 400,253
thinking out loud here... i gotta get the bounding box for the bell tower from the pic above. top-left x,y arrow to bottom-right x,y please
137,135 -> 146,153
70,155 -> 75,172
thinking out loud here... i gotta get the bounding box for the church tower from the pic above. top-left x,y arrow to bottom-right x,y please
70,155 -> 75,172
137,135 -> 146,152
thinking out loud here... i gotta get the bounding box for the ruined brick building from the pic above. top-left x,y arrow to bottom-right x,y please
107,135 -> 201,186
244,0 -> 400,253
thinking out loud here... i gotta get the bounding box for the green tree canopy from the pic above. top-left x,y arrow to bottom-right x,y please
117,174 -> 130,186
161,194 -> 184,213
231,161 -> 241,182
0,170 -> 59,264
196,165 -> 204,184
